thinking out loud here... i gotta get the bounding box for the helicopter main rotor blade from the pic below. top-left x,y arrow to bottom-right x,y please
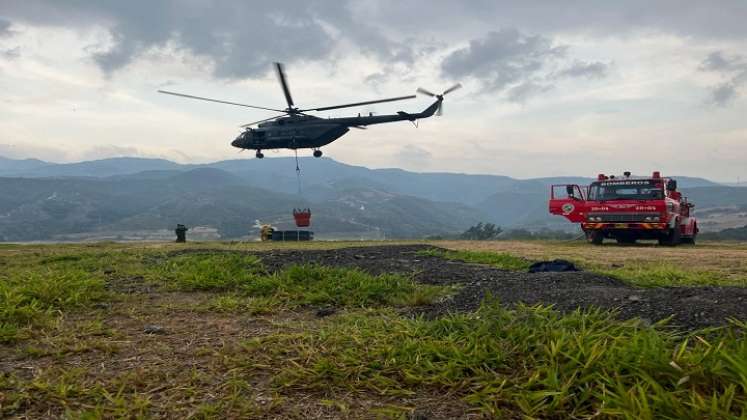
158,90 -> 285,112
239,114 -> 286,128
301,95 -> 416,112
443,83 -> 462,95
274,62 -> 294,109
416,87 -> 437,97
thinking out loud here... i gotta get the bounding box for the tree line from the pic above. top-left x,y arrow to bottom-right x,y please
426,222 -> 580,240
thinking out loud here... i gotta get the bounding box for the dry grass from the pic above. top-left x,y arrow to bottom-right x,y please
2,291 -> 469,418
0,243 -> 460,418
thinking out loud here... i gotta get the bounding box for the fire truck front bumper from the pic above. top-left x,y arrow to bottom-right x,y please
582,222 -> 668,231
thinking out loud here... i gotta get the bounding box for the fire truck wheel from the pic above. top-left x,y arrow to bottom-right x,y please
658,227 -> 681,246
681,233 -> 696,245
587,231 -> 604,245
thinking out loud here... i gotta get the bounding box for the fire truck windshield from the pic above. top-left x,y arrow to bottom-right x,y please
589,180 -> 664,201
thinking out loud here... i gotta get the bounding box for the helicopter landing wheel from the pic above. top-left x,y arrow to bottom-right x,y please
313,149 -> 323,158
255,150 -> 264,159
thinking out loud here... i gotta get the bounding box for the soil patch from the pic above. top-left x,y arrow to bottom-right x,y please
177,244 -> 747,330
105,275 -> 155,294
0,290 -> 472,419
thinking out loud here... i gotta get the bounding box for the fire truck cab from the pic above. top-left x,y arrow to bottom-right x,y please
549,171 -> 698,245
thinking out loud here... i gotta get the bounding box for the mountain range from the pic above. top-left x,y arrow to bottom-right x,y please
1,156 -> 744,241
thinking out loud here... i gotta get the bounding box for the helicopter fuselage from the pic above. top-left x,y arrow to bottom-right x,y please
231,99 -> 441,151
232,118 -> 349,150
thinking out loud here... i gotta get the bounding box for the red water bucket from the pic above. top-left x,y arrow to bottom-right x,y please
293,208 -> 311,227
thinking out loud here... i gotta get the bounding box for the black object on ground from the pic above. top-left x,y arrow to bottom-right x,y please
271,230 -> 313,241
175,224 -> 188,243
315,307 -> 337,318
143,325 -> 167,335
528,259 -> 579,273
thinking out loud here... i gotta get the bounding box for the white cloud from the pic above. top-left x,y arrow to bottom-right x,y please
699,51 -> 747,106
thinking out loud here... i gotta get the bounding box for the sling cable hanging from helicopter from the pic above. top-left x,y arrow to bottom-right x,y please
294,148 -> 303,196
292,149 -> 312,229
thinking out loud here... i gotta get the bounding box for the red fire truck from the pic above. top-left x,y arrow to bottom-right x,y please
549,171 -> 698,245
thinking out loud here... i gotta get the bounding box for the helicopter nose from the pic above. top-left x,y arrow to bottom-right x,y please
231,137 -> 241,148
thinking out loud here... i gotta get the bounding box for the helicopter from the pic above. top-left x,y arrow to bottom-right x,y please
158,62 -> 461,158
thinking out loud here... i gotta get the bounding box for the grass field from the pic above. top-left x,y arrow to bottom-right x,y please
436,240 -> 747,287
1,240 -> 746,418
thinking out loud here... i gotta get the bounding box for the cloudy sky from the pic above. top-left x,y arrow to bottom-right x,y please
1,1 -> 746,180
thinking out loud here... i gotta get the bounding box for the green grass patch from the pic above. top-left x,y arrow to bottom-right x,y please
0,268 -> 107,343
269,265 -> 448,308
0,364 -> 281,419
157,253 -> 264,291
242,301 -> 747,418
205,294 -> 283,315
418,248 -> 532,271
160,253 -> 449,309
0,249 -> 450,342
0,248 -> 160,342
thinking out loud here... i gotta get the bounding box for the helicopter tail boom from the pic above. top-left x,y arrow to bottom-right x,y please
417,100 -> 442,118
326,98 -> 441,127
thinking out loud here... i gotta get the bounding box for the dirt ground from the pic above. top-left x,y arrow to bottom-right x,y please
188,244 -> 747,330
1,291 -> 474,419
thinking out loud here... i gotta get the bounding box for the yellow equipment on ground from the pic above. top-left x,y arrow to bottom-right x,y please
260,224 -> 274,241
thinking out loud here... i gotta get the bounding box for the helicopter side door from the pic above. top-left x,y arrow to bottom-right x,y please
252,130 -> 266,146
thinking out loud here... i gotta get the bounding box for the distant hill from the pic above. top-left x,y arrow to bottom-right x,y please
0,155 -> 719,200
700,225 -> 747,240
0,155 -> 737,240
681,186 -> 747,208
13,157 -> 183,178
0,168 -> 487,241
0,156 -> 49,176
476,190 -> 563,230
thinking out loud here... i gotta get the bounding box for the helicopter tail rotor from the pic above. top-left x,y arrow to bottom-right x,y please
416,87 -> 437,97
443,83 -> 462,95
416,83 -> 461,116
